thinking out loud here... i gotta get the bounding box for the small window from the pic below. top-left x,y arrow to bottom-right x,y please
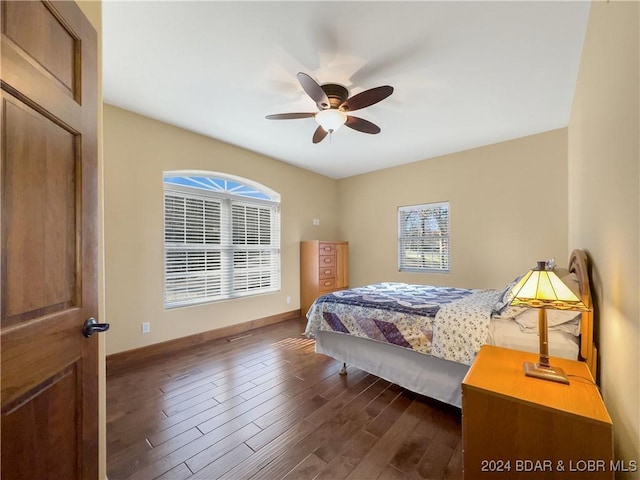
163,172 -> 280,308
398,202 -> 450,273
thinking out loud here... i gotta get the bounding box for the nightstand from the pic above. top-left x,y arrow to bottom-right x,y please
462,345 -> 613,479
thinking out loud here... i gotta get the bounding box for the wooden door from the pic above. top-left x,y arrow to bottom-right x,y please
0,1 -> 99,479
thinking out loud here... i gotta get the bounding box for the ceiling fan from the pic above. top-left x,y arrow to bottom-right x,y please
266,72 -> 394,144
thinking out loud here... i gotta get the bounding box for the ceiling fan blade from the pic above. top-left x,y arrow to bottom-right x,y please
297,72 -> 330,109
345,116 -> 381,134
341,85 -> 394,112
312,125 -> 328,143
266,113 -> 316,120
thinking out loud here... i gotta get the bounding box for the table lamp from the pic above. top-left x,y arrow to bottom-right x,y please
508,261 -> 589,384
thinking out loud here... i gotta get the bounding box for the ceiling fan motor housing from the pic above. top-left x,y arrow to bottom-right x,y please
320,83 -> 349,110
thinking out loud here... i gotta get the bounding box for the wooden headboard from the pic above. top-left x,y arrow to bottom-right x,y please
568,249 -> 596,377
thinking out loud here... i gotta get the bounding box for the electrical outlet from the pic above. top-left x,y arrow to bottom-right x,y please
286,295 -> 291,304
313,218 -> 320,226
142,322 -> 150,334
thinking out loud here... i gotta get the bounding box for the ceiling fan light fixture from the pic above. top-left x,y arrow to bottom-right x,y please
315,108 -> 347,133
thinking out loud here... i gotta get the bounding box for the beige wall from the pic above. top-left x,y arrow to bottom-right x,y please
338,129 -> 569,290
103,105 -> 340,355
568,1 -> 639,475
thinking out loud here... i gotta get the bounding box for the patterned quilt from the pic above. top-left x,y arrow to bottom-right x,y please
305,282 -> 501,365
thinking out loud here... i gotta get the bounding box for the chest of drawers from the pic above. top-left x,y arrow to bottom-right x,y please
300,241 -> 349,316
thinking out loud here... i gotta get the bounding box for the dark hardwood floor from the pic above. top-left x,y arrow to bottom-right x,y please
106,317 -> 462,480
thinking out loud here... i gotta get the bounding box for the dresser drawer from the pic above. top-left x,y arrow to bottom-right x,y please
319,255 -> 336,267
319,278 -> 336,291
319,243 -> 336,255
319,267 -> 335,279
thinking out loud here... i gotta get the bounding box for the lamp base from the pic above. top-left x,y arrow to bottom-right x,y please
523,362 -> 569,384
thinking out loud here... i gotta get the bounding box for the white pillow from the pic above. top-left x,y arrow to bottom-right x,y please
514,308 -> 581,334
492,304 -> 528,319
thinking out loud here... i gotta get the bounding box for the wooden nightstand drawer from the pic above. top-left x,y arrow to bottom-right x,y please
462,345 -> 613,479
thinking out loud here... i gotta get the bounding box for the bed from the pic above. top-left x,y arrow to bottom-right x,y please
304,249 -> 595,408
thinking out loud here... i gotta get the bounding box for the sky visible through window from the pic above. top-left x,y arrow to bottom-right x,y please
164,176 -> 272,200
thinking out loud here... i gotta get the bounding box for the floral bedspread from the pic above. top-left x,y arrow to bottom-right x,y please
305,282 -> 498,362
431,289 -> 502,364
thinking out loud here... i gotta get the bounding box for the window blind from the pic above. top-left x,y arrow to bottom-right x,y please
164,188 -> 280,308
398,202 -> 450,273
231,202 -> 280,294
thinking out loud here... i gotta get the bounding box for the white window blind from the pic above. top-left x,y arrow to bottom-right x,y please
231,202 -> 279,294
398,202 -> 450,273
163,174 -> 280,308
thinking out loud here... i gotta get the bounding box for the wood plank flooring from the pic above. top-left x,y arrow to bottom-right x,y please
106,318 -> 462,480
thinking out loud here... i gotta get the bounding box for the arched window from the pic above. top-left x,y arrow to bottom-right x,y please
163,171 -> 281,308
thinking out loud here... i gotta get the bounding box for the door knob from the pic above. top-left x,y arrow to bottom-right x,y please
82,317 -> 110,338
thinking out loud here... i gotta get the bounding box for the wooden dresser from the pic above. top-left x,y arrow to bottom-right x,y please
462,345 -> 613,479
300,241 -> 349,316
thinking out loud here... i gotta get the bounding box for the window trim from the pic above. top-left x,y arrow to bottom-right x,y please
163,171 -> 281,309
397,201 -> 450,274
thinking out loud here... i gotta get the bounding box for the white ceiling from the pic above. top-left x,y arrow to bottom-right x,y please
102,1 -> 590,179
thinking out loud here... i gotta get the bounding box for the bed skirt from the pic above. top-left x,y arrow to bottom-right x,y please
315,331 -> 469,408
